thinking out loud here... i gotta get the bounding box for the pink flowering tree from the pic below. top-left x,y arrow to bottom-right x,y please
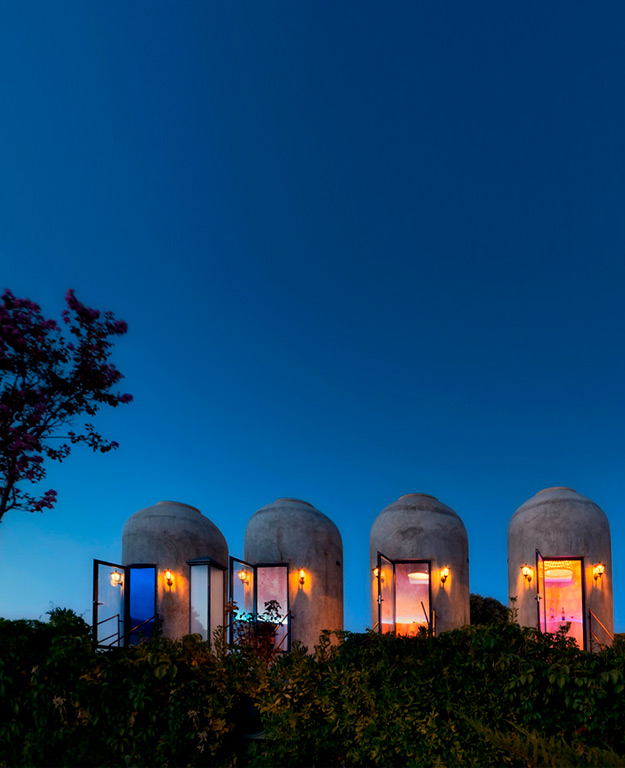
0,289 -> 132,524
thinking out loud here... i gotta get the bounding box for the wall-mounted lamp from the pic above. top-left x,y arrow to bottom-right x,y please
299,568 -> 306,585
522,565 -> 533,584
238,569 -> 250,585
440,566 -> 449,585
164,570 -> 174,588
110,570 -> 122,587
373,567 -> 380,578
594,563 -> 605,581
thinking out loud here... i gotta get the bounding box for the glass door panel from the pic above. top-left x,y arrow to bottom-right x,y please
378,552 -> 395,635
209,565 -> 226,644
190,563 -> 209,640
127,566 -> 156,645
536,550 -> 546,633
543,557 -> 585,648
93,560 -> 125,647
230,557 -> 255,644
257,564 -> 289,651
395,562 -> 431,637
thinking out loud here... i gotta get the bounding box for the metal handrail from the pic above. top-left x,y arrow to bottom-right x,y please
588,609 -> 613,650
120,614 -> 158,645
273,610 -> 292,651
96,613 -> 121,647
588,609 -> 613,640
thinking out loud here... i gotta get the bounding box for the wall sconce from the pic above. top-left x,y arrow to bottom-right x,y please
238,569 -> 250,585
110,570 -> 122,587
299,568 -> 306,585
164,570 -> 174,588
440,566 -> 449,585
373,567 -> 380,578
594,563 -> 605,581
522,565 -> 533,584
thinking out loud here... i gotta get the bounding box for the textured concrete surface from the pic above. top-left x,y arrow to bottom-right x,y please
369,493 -> 470,633
244,498 -> 344,651
122,501 -> 228,640
508,487 -> 613,647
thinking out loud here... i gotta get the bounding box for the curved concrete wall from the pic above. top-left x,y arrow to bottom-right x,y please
508,487 -> 613,647
122,501 -> 228,640
370,493 -> 470,633
244,498 -> 344,651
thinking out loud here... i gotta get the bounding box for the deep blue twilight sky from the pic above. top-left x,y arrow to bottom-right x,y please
1,3 -> 624,634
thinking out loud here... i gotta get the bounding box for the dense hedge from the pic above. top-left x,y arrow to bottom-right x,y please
1,608 -> 625,767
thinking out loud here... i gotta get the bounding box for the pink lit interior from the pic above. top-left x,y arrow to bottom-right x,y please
543,558 -> 584,647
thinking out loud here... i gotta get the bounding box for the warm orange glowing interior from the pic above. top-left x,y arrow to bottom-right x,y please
395,562 -> 430,637
542,558 -> 584,647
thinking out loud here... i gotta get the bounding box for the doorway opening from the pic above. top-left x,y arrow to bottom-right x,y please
92,560 -> 157,648
376,552 -> 433,636
536,551 -> 586,649
229,557 -> 291,652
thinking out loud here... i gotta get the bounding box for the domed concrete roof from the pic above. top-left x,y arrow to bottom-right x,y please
508,487 -> 610,550
123,500 -> 228,566
245,498 -> 342,563
371,493 -> 467,561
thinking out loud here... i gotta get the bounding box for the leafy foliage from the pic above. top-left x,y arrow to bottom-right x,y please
0,289 -> 131,521
1,610 -> 625,767
470,592 -> 511,626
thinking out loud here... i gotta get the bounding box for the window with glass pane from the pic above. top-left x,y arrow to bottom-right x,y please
257,565 -> 289,651
542,557 -> 585,648
395,562 -> 430,637
188,560 -> 226,645
190,564 -> 209,639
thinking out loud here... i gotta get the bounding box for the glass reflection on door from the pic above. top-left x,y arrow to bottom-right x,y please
93,560 -> 125,647
257,565 -> 289,651
230,557 -> 255,645
377,553 -> 395,634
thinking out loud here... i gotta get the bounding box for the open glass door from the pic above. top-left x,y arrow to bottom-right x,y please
377,552 -> 395,634
536,549 -> 546,633
93,560 -> 125,647
126,565 -> 157,646
229,557 -> 255,645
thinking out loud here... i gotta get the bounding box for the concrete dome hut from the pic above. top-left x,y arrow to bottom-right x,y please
370,493 -> 470,635
508,487 -> 613,649
243,498 -> 344,651
122,501 -> 228,641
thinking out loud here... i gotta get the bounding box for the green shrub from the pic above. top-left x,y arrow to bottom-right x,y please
1,610 -> 624,767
